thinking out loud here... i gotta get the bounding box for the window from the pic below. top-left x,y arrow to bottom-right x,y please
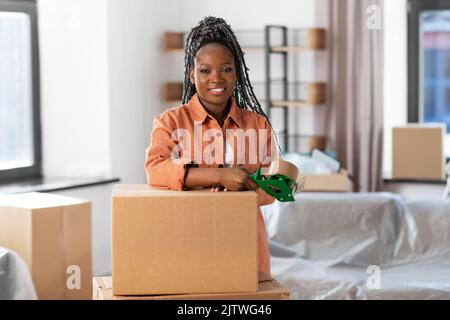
0,0 -> 41,182
408,0 -> 450,133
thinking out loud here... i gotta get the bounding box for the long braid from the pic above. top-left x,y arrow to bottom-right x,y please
182,16 -> 271,126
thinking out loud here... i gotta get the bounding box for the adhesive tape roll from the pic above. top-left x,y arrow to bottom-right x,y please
267,160 -> 299,181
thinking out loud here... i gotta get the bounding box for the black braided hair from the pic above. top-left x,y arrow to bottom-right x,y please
182,16 -> 271,125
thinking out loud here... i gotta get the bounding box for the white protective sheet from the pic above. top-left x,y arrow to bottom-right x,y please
0,247 -> 37,300
262,192 -> 450,299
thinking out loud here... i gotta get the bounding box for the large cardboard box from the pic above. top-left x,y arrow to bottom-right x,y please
303,169 -> 352,192
93,277 -> 289,300
112,185 -> 258,296
0,192 -> 92,300
393,124 -> 446,180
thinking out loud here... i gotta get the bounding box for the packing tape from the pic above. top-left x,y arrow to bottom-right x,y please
267,160 -> 299,181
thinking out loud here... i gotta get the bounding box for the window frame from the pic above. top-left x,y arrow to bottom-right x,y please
0,0 -> 41,182
407,0 -> 450,123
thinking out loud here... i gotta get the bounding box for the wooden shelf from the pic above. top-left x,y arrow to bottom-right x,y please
165,46 -> 324,53
163,28 -> 326,52
270,100 -> 318,108
162,82 -> 326,106
277,133 -> 328,152
162,83 -> 183,101
165,99 -> 182,105
162,99 -> 325,108
163,32 -> 184,51
270,46 -> 324,52
162,98 -> 323,108
165,48 -> 183,53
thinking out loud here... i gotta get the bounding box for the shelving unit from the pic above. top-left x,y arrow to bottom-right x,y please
264,26 -> 326,152
161,82 -> 325,107
161,27 -> 327,153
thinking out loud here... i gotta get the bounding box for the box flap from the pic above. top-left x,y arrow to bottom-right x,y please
113,184 -> 256,198
0,192 -> 88,209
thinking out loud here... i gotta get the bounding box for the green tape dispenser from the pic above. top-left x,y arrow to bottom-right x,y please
250,159 -> 304,202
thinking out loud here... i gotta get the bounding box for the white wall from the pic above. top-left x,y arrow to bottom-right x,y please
108,0 -> 180,185
38,0 -> 180,184
38,0 -> 111,179
177,0 -> 316,29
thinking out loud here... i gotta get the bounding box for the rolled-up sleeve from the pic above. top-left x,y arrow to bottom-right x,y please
144,115 -> 188,191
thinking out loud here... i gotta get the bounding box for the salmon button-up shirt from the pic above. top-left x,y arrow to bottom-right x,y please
144,93 -> 277,275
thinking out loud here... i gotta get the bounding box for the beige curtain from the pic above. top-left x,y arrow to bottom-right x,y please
326,0 -> 384,192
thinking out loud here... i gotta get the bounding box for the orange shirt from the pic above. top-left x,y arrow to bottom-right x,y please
144,93 -> 277,275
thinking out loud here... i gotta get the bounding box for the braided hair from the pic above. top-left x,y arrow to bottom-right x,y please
182,16 -> 270,125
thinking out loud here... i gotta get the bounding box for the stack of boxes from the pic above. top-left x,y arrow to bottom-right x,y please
93,184 -> 289,300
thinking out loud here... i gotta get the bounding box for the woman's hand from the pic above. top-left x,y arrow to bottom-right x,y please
184,167 -> 258,192
213,168 -> 258,192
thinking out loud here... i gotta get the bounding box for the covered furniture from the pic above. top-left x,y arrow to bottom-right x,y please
0,247 -> 37,300
263,192 -> 450,299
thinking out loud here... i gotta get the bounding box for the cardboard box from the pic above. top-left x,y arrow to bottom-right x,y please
393,124 -> 446,180
112,185 -> 258,296
93,277 -> 289,300
0,192 -> 92,300
302,169 -> 352,192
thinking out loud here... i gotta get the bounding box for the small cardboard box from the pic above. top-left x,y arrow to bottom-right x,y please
393,124 -> 446,180
93,277 -> 289,300
112,185 -> 258,296
0,192 -> 92,300
303,169 -> 352,192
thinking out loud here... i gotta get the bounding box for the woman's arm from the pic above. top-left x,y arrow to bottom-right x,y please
145,115 -> 191,190
184,168 -> 222,188
185,167 -> 258,191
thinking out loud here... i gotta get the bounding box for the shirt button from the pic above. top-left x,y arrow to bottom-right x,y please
216,133 -> 221,137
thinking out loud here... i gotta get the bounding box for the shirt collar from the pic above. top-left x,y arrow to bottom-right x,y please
187,93 -> 243,128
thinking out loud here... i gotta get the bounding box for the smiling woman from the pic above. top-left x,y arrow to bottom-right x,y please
181,16 -> 269,122
144,16 -> 279,277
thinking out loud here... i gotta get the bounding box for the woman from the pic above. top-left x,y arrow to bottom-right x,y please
145,16 -> 278,278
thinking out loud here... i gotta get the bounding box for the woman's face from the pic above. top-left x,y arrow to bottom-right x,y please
190,43 -> 237,111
